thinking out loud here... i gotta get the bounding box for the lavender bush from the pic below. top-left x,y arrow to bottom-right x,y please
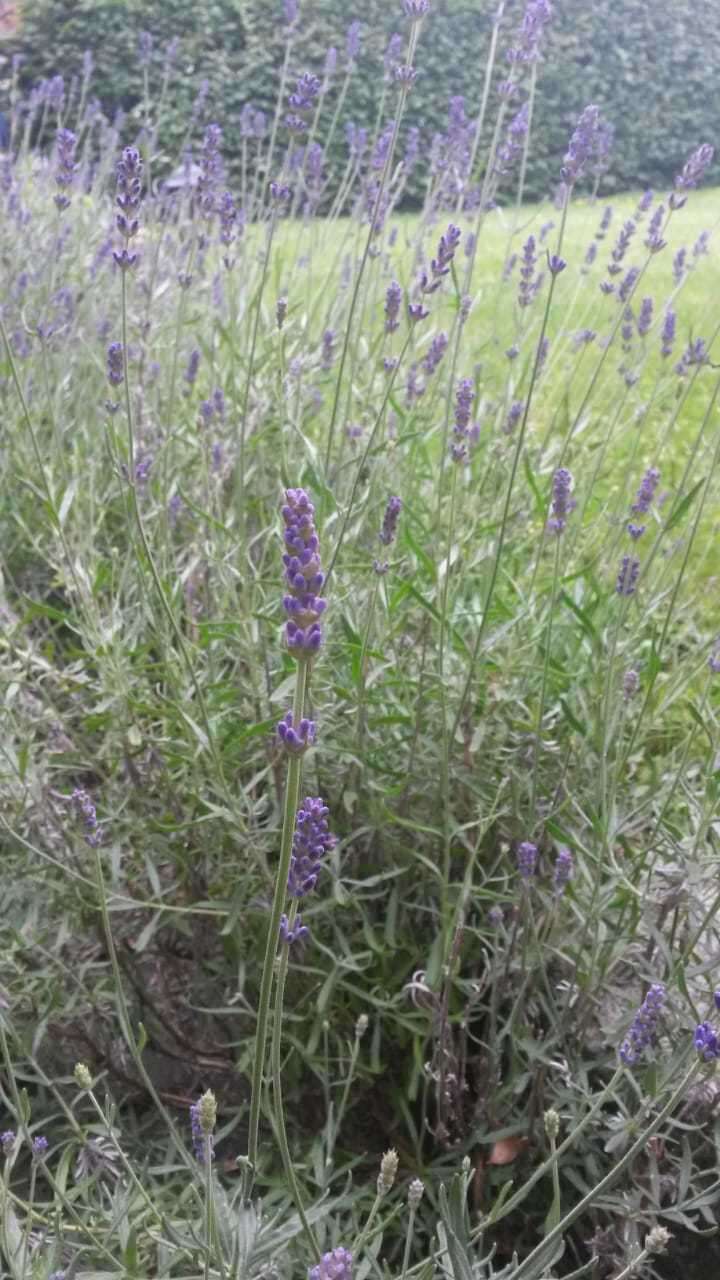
2,3 -> 720,1278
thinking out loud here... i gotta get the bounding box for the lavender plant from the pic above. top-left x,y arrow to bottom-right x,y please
2,3 -> 720,1278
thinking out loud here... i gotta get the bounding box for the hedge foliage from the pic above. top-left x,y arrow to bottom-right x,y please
4,0 -> 720,200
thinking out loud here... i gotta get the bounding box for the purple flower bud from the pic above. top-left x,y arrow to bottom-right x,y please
402,0 -> 430,19
280,913 -> 310,945
32,1136 -> 49,1159
503,399 -> 524,434
636,296 -> 653,337
276,296 -> 288,329
309,1248 -> 353,1280
321,328 -> 335,371
561,104 -> 608,186
548,253 -> 566,275
694,1021 -> 720,1060
644,203 -> 666,254
421,331 -> 448,376
709,640 -> 720,675
393,64 -> 417,89
277,711 -> 316,755
54,128 -> 78,211
408,301 -> 429,322
346,20 -> 362,61
189,1100 -> 213,1163
1,1131 -> 15,1156
660,309 -> 675,358
673,246 -> 687,285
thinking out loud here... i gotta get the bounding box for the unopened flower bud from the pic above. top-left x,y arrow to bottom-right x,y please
74,1063 -> 92,1090
544,1109 -> 560,1139
356,1013 -> 369,1038
645,1226 -> 671,1256
408,1177 -> 424,1208
377,1147 -> 399,1195
198,1089 -> 217,1136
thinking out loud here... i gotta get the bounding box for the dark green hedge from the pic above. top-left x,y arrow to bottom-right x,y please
4,0 -> 720,200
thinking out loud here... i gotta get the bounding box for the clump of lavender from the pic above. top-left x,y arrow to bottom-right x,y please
616,555 -> 640,597
670,143 -> 715,209
309,1247 -> 353,1280
54,128 -> 78,211
517,840 -> 538,879
277,711 -> 316,755
282,489 -> 326,656
451,378 -> 474,462
619,983 -> 666,1065
287,797 -> 335,898
552,846 -> 573,895
547,467 -> 575,535
113,147 -> 142,270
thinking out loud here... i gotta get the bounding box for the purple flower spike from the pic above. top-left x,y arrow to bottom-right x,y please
623,668 -> 640,700
631,467 -> 660,515
287,797 -> 336,898
385,280 -> 402,332
309,1247 -> 354,1280
671,143 -> 715,208
106,342 -> 124,386
422,331 -> 448,376
660,310 -> 676,359
280,913 -> 310,945
346,20 -> 362,61
517,841 -> 538,879
277,711 -> 316,755
408,301 -> 429,322
548,254 -> 566,275
54,128 -> 78,211
694,1021 -> 720,1060
547,467 -> 575,535
616,555 -> 640,597
421,224 -> 461,293
620,983 -> 666,1065
709,639 -> 720,675
189,1100 -> 214,1163
282,489 -> 326,657
32,1136 -> 48,1159
113,146 -> 142,268
379,496 -> 402,547
402,0 -> 430,19
1,1131 -> 15,1156
561,104 -> 607,186
553,846 -> 573,894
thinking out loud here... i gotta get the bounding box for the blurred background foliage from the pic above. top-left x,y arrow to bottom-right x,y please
3,0 -> 720,198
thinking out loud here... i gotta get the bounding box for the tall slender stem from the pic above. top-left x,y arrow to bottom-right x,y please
244,659 -> 309,1198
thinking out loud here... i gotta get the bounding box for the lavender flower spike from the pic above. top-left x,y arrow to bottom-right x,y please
631,466 -> 660,514
403,0 -> 430,18
553,846 -> 573,894
517,841 -> 538,878
379,496 -> 402,546
106,342 -> 124,387
309,1247 -> 354,1280
113,146 -> 142,270
54,128 -> 78,210
385,280 -> 402,332
616,555 -> 640,597
619,983 -> 666,1065
694,1021 -> 720,1060
277,711 -> 316,755
287,797 -> 336,898
561,104 -> 604,186
282,489 -> 327,656
547,467 -> 575,535
280,913 -> 310,945
671,143 -> 715,208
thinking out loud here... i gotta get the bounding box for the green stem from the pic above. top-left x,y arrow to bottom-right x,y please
529,531 -> 562,827
271,911 -> 322,1261
236,210 -> 278,519
244,659 -> 309,1197
323,23 -> 420,473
